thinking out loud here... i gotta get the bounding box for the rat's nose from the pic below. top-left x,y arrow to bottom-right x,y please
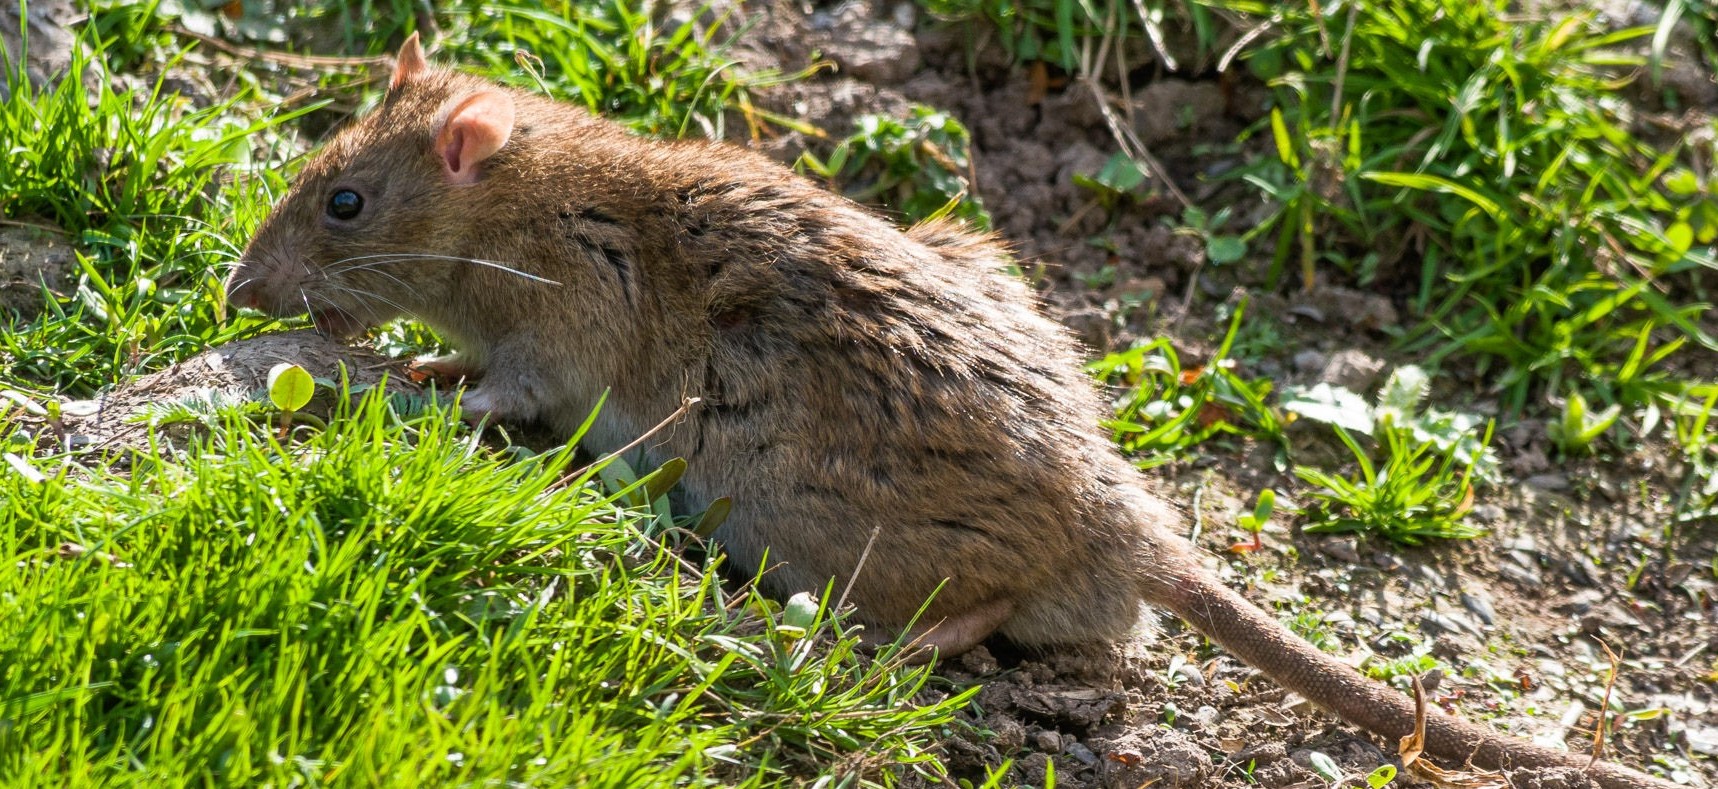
226,272 -> 263,311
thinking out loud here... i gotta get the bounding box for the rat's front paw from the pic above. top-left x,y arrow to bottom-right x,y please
457,381 -> 543,426
412,353 -> 481,386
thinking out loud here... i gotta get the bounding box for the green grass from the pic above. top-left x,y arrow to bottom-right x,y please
0,33 -> 302,394
932,0 -> 1715,452
0,393 -> 972,787
1226,0 -> 1717,414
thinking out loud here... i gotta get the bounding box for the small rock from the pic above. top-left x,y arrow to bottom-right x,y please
1292,349 -> 1329,375
958,644 -> 1000,675
1498,562 -> 1543,586
1469,503 -> 1505,523
1170,662 -> 1205,687
1525,473 -> 1570,491
988,716 -> 1026,751
1460,591 -> 1497,625
60,399 -> 101,418
1318,348 -> 1386,392
1420,610 -> 1483,638
1013,752 -> 1053,781
1065,741 -> 1099,766
1558,589 -> 1604,615
1032,729 -> 1062,752
1684,724 -> 1718,756
890,1 -> 916,28
1320,536 -> 1361,564
1559,556 -> 1602,588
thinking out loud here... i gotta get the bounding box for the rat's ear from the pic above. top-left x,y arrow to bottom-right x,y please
434,91 -> 516,186
390,32 -> 429,92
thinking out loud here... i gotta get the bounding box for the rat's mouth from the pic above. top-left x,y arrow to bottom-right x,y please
309,307 -> 370,339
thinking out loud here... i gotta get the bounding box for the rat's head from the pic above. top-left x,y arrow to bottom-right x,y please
227,34 -> 521,336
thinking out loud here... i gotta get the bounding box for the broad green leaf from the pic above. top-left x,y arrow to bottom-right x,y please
1207,235 -> 1247,264
266,363 -> 315,412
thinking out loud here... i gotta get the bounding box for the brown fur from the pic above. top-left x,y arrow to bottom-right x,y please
225,36 -> 1673,789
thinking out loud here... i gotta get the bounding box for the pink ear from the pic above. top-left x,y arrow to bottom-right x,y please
435,91 -> 515,186
390,32 -> 429,91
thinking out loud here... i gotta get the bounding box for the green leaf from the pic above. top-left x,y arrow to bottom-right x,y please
643,457 -> 687,502
1663,168 -> 1700,195
1306,750 -> 1342,781
1093,152 -> 1147,194
1269,107 -> 1299,169
1666,222 -> 1694,254
781,591 -> 820,633
1360,171 -> 1503,219
1238,488 -> 1276,532
266,363 -> 315,412
692,496 -> 732,538
1206,235 -> 1247,264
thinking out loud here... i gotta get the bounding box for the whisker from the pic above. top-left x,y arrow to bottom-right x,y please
335,264 -> 419,298
326,253 -> 562,285
323,284 -> 413,320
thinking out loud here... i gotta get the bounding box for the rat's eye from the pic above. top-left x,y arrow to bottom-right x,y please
327,189 -> 364,221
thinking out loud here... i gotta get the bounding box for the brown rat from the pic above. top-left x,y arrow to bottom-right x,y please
226,35 -> 1674,789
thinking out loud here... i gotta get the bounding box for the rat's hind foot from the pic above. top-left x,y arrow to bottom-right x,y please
869,598 -> 1015,664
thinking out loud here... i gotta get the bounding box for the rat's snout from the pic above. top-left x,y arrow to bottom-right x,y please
224,258 -> 300,318
225,269 -> 263,311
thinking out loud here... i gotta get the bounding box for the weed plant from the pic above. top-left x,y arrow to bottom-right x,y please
1285,366 -> 1494,545
799,106 -> 991,227
1092,302 -> 1288,470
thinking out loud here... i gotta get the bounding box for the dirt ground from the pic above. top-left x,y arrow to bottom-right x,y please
7,1 -> 1716,786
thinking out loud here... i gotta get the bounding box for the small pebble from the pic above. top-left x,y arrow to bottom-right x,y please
1065,741 -> 1099,766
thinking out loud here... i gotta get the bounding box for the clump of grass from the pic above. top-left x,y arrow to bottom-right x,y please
1285,367 -> 1495,546
1221,0 -> 1717,412
0,392 -> 972,786
918,0 -> 1221,73
0,18 -> 304,394
441,0 -> 784,139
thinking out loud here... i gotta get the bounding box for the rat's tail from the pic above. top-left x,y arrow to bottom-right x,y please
1147,569 -> 1674,789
